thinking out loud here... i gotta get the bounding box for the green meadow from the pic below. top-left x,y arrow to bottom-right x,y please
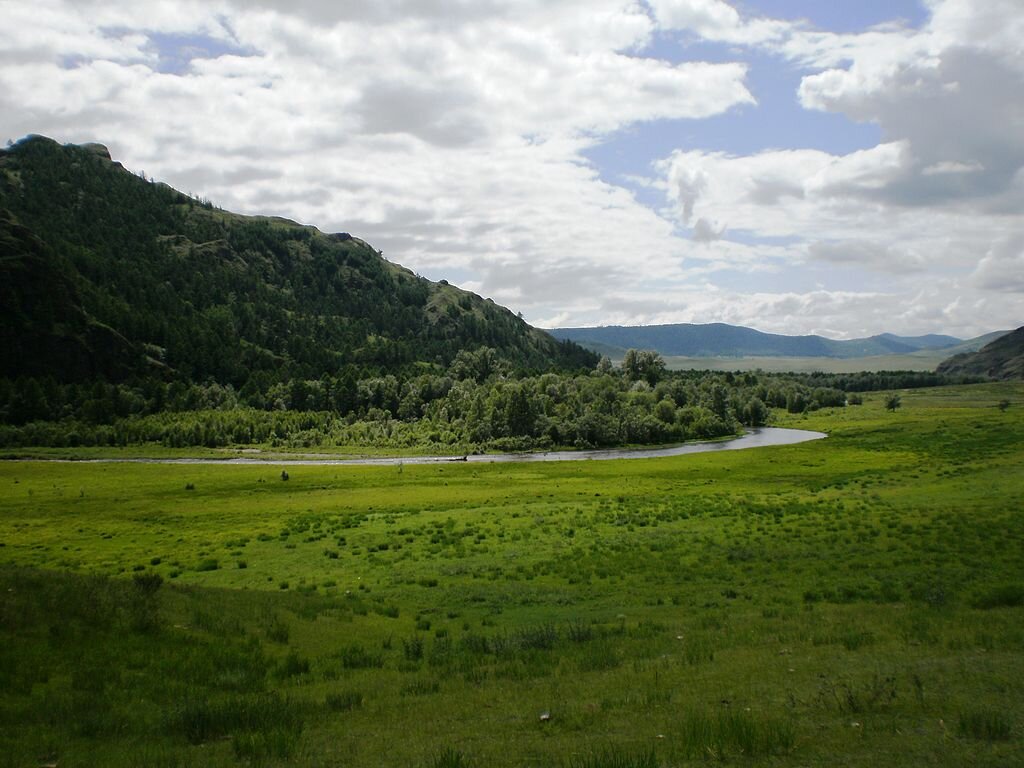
1,383 -> 1022,767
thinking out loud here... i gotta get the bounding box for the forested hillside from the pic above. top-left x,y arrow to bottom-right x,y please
938,326 -> 1024,380
0,135 -> 594,391
0,136 -> 982,452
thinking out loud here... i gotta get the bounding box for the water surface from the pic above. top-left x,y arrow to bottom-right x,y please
53,427 -> 826,467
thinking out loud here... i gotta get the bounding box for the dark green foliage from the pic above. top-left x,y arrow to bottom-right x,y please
957,709 -> 1013,741
168,692 -> 303,744
430,747 -> 475,768
815,674 -> 898,714
129,572 -> 163,633
0,135 -> 595,389
675,709 -> 795,758
971,584 -> 1024,609
325,690 -> 363,712
338,643 -> 384,669
570,748 -> 659,768
232,727 -> 300,761
622,349 -> 666,385
276,650 -> 310,679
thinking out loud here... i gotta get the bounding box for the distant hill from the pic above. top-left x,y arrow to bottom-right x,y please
0,135 -> 595,385
915,330 -> 1009,359
937,326 -> 1024,379
549,322 -> 969,360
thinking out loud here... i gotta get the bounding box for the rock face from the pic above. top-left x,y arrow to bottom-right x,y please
937,326 -> 1024,380
82,143 -> 112,161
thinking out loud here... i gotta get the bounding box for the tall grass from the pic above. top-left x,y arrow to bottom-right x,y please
167,692 -> 303,744
674,709 -> 795,759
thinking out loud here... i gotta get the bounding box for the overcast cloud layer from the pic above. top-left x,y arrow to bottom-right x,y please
1,0 -> 1021,338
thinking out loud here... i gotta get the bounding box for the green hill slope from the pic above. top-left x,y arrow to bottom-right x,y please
0,136 -> 594,386
937,326 -> 1024,379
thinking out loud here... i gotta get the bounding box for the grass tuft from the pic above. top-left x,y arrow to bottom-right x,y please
675,709 -> 795,758
570,747 -> 659,768
957,709 -> 1013,741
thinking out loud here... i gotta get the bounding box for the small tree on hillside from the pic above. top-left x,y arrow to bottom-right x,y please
885,394 -> 902,412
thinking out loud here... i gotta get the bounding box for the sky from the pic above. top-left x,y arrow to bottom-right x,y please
1,0 -> 1022,339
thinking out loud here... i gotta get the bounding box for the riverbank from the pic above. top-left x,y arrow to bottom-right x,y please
6,427 -> 826,466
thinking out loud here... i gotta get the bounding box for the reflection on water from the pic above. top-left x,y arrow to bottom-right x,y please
62,427 -> 826,466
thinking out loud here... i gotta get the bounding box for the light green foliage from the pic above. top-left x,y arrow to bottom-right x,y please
0,383 -> 1022,766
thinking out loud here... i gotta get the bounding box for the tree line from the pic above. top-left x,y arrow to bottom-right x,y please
0,351 -> 976,451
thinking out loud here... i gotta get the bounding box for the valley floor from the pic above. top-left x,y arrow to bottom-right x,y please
1,383 -> 1022,767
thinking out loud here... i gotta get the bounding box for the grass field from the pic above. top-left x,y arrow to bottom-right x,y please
1,383 -> 1022,766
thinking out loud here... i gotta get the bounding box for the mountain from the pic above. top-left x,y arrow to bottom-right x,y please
936,326 -> 1024,379
875,332 -> 963,350
0,136 -> 595,386
914,330 -> 1009,358
549,322 -> 969,360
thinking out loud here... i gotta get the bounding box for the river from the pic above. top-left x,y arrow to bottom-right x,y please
50,427 -> 826,467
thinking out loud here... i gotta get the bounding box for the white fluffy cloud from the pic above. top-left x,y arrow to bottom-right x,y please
652,0 -> 1024,337
0,0 -> 1021,339
648,0 -> 789,45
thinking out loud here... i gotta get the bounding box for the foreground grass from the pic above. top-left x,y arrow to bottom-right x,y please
1,383 -> 1022,766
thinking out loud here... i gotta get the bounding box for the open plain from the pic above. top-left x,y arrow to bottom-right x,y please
1,383 -> 1022,767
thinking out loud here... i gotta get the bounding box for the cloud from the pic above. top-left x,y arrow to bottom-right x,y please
807,240 -> 926,275
972,235 -> 1024,293
792,6 -> 1024,208
1,0 -> 1021,340
692,217 -> 725,243
649,0 -> 790,45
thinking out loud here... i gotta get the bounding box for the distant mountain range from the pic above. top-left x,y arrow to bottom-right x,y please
549,322 -> 1009,361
